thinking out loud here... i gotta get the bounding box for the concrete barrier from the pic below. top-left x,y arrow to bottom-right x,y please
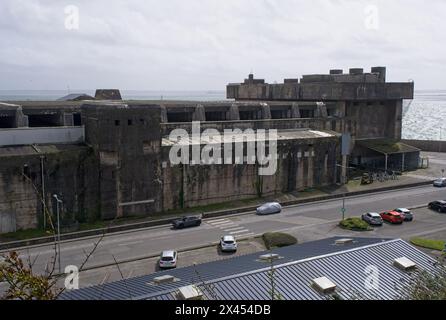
0,179 -> 434,251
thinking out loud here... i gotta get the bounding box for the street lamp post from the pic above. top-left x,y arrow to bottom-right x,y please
53,194 -> 63,274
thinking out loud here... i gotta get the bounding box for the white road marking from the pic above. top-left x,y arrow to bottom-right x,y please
206,218 -> 228,223
208,220 -> 232,225
229,229 -> 251,234
118,240 -> 144,246
215,222 -> 236,228
223,226 -> 245,231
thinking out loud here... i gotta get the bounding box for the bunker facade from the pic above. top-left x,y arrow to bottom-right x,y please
0,67 -> 417,233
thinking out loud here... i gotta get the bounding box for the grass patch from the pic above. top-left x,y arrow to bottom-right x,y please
410,237 -> 446,251
339,217 -> 373,231
0,228 -> 55,242
262,232 -> 297,250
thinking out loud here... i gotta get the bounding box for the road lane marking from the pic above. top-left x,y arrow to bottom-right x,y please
208,220 -> 232,225
118,240 -> 144,246
215,222 -> 236,227
206,218 -> 228,223
224,226 -> 245,231
229,229 -> 250,234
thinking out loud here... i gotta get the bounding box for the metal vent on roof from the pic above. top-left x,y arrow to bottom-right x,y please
177,285 -> 203,300
152,275 -> 177,285
393,257 -> 416,271
335,238 -> 354,245
311,276 -> 337,294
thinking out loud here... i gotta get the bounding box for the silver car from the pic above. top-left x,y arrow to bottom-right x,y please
394,208 -> 414,221
220,235 -> 237,252
361,212 -> 383,226
433,178 -> 446,187
159,250 -> 177,269
256,202 -> 282,215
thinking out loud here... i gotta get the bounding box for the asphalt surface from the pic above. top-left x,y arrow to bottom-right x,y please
1,184 -> 446,289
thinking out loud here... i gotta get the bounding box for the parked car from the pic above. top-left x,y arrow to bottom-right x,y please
256,202 -> 282,215
380,211 -> 404,224
159,250 -> 177,269
220,235 -> 237,252
361,212 -> 383,226
394,208 -> 414,221
428,200 -> 446,213
433,178 -> 446,187
172,215 -> 202,229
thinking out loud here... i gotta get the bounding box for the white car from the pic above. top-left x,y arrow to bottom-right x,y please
159,250 -> 177,269
220,235 -> 237,252
394,208 -> 414,221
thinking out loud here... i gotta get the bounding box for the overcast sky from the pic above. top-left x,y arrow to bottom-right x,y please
1,0 -> 445,91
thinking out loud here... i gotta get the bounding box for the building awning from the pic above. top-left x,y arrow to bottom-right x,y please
357,139 -> 421,155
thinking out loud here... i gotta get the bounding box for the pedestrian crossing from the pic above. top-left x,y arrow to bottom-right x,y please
206,217 -> 255,238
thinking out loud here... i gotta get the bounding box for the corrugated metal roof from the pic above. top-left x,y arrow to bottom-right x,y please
60,237 -> 407,300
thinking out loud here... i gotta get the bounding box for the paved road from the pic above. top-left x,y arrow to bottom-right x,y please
1,184 -> 446,284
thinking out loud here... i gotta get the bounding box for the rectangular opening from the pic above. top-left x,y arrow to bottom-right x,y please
205,111 -> 227,121
271,109 -> 289,119
115,120 -> 120,126
300,109 -> 315,118
167,112 -> 193,123
0,116 -> 15,128
73,113 -> 82,126
28,114 -> 60,127
128,119 -> 133,126
239,110 -> 258,120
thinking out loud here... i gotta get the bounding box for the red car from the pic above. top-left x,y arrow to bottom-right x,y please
380,211 -> 404,224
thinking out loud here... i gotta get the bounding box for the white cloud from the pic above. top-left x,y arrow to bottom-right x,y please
0,0 -> 445,90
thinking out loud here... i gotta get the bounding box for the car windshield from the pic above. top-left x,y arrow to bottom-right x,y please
161,256 -> 173,261
223,240 -> 234,244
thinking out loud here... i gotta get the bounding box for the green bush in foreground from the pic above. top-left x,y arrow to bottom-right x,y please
339,217 -> 372,231
410,237 -> 445,251
262,232 -> 297,250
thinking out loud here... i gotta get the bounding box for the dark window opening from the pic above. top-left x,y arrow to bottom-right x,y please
167,112 -> 193,123
205,111 -> 226,121
73,113 -> 82,126
0,116 -> 15,128
300,109 -> 315,118
28,114 -> 60,127
115,120 -> 120,126
140,119 -> 146,125
353,102 -> 360,106
239,110 -> 258,120
128,119 -> 133,126
327,108 -> 336,117
23,165 -> 30,179
271,109 -> 289,119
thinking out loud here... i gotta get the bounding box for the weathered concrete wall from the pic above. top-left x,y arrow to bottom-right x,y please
161,138 -> 339,210
82,103 -> 162,220
0,126 -> 84,146
0,145 -> 99,233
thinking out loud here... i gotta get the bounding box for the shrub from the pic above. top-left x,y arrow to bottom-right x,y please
339,217 -> 372,231
262,232 -> 297,250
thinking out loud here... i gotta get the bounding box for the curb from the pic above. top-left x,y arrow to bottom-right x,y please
0,179 -> 434,251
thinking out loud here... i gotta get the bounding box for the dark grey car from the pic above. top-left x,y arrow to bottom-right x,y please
361,212 -> 383,226
172,216 -> 202,229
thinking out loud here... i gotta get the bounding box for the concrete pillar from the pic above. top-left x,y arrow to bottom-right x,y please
14,107 -> 28,127
385,154 -> 388,171
394,100 -> 402,140
160,105 -> 168,123
192,104 -> 206,122
291,103 -> 301,118
316,102 -> 328,118
228,104 -> 240,120
260,103 -> 271,119
402,153 -> 405,172
63,113 -> 74,126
